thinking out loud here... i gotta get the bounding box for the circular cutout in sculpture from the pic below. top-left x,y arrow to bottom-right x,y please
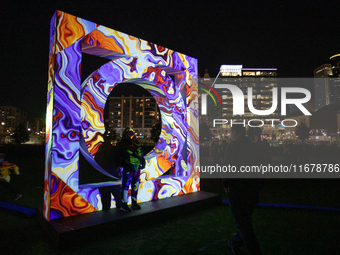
80,59 -> 187,181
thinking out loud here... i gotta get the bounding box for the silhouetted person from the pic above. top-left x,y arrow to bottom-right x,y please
220,139 -> 228,162
95,130 -> 121,210
283,140 -> 294,163
210,138 -> 221,165
261,139 -> 272,164
254,135 -> 261,146
117,127 -> 145,212
254,136 -> 272,164
222,125 -> 264,255
299,140 -> 307,163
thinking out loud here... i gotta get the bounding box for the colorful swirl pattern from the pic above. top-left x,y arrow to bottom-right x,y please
45,11 -> 199,220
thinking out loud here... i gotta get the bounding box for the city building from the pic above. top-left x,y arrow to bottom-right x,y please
218,65 -> 277,119
201,65 -> 279,140
314,54 -> 340,111
23,117 -> 46,145
0,106 -> 27,134
108,95 -> 160,137
314,63 -> 332,110
289,100 -> 315,115
330,53 -> 340,78
34,118 -> 46,135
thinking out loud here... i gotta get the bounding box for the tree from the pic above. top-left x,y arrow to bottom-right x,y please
151,123 -> 162,143
295,122 -> 310,142
247,127 -> 262,142
12,124 -> 30,144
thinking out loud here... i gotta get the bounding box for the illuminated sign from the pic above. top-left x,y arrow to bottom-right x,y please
220,65 -> 243,73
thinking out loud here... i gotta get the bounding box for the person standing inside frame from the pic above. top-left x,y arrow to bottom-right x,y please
95,125 -> 122,210
117,127 -> 145,212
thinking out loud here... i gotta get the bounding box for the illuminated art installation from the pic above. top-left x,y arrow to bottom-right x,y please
45,11 -> 199,220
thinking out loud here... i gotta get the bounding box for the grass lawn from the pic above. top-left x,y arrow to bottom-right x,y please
1,145 -> 340,254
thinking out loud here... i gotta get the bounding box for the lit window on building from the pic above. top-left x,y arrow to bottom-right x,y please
243,72 -> 256,76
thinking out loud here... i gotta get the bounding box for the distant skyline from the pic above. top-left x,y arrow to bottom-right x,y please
1,1 -> 339,121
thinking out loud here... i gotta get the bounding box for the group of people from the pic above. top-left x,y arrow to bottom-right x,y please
1,124 -> 264,254
104,125 -> 265,253
96,127 -> 145,213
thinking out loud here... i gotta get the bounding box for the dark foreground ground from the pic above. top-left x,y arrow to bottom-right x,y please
1,145 -> 340,255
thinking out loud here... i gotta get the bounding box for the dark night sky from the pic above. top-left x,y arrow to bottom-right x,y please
1,0 -> 339,121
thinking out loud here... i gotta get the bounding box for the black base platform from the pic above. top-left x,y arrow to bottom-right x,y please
37,191 -> 221,248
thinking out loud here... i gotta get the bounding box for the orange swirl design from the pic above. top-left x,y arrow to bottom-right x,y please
156,151 -> 172,171
84,29 -> 124,54
56,12 -> 86,53
50,173 -> 97,217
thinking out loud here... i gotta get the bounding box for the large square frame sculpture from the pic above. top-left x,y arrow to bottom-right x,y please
45,11 -> 199,220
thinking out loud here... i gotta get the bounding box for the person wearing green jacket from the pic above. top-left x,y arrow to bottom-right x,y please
117,127 -> 145,212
